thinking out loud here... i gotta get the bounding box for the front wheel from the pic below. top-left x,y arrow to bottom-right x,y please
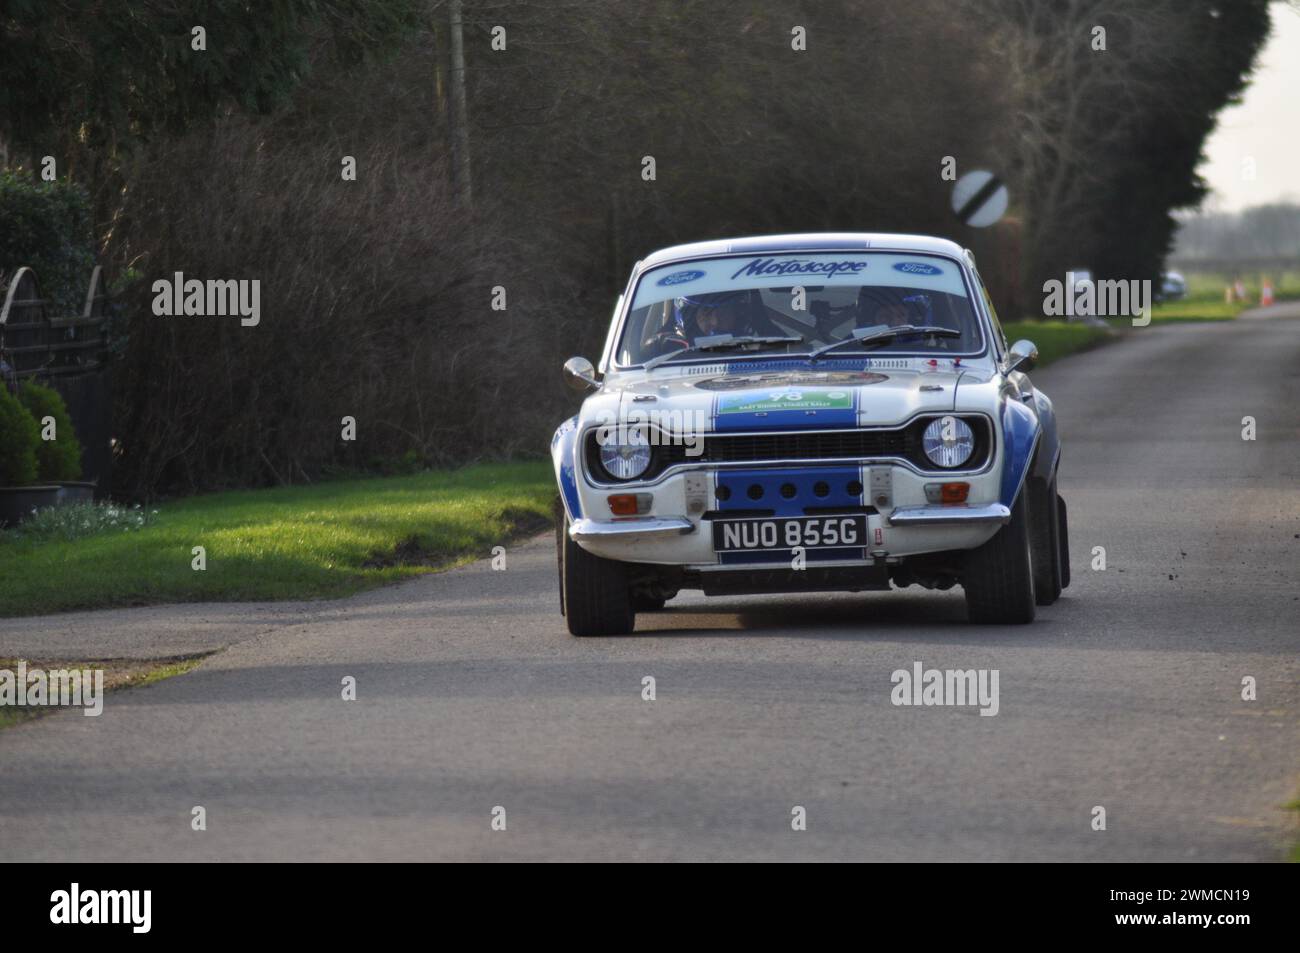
963,491 -> 1036,624
558,513 -> 635,636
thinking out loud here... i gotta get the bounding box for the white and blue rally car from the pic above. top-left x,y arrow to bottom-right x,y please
552,234 -> 1069,635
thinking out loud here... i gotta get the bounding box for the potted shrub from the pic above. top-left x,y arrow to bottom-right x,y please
0,383 -> 57,526
17,380 -> 92,504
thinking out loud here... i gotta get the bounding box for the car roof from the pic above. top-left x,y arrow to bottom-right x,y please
636,232 -> 968,273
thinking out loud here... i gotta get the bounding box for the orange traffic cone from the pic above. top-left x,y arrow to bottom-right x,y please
1261,280 -> 1274,307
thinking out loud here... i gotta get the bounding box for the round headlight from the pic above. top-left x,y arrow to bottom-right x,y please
922,416 -> 975,468
599,428 -> 652,480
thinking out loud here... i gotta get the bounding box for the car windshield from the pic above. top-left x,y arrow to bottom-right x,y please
614,252 -> 983,367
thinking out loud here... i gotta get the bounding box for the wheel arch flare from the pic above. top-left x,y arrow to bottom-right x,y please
551,416 -> 582,521
999,397 -> 1041,507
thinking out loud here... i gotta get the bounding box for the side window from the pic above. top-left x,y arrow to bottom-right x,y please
974,270 -> 1008,359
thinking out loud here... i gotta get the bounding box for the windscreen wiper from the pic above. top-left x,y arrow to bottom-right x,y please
643,334 -> 804,371
809,324 -> 961,362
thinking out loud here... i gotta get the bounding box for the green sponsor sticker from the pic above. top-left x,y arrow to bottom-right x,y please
717,389 -> 852,414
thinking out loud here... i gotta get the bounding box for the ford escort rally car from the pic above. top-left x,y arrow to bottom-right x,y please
552,233 -> 1069,635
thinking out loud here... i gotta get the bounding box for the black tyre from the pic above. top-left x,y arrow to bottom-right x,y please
558,513 -> 635,636
554,497 -> 567,615
1057,494 -> 1071,589
1031,473 -> 1063,606
963,490 -> 1036,624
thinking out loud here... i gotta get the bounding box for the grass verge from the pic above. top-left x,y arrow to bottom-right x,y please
1286,797 -> 1300,863
1000,319 -> 1114,367
0,654 -> 208,729
1004,285 -> 1254,367
1144,294 -> 1246,322
0,460 -> 555,617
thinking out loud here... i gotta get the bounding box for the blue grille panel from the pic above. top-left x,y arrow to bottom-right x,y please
715,466 -> 863,517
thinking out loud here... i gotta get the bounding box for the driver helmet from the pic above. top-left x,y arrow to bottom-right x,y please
856,288 -> 934,327
900,292 -> 934,325
673,290 -> 750,337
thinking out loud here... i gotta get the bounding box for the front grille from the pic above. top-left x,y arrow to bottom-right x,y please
586,416 -> 990,481
697,428 -> 914,463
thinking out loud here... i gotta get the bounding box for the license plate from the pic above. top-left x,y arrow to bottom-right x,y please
712,515 -> 868,552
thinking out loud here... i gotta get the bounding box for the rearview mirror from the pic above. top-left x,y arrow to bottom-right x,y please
1005,339 -> 1038,375
562,356 -> 599,392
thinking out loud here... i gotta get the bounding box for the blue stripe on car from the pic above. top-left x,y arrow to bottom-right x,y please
999,399 -> 1040,507
550,416 -> 582,520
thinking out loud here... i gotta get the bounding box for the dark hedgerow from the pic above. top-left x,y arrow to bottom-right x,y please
18,381 -> 83,481
0,172 -> 95,316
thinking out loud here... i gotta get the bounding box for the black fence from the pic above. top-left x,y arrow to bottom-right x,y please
0,267 -> 113,496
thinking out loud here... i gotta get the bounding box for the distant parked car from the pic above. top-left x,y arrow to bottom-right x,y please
1160,271 -> 1187,301
551,233 -> 1070,635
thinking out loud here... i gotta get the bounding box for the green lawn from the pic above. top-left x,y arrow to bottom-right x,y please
0,461 -> 556,617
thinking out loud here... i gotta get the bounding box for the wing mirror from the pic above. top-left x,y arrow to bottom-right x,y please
562,356 -> 599,392
1004,339 -> 1038,375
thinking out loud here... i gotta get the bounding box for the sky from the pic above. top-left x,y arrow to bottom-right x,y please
1198,2 -> 1300,212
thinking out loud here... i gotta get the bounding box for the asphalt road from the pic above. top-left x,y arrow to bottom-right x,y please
2,308 -> 1297,862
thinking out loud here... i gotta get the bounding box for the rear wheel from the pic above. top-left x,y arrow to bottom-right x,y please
963,490 -> 1036,624
558,512 -> 635,636
1031,473 -> 1063,606
1057,494 -> 1071,589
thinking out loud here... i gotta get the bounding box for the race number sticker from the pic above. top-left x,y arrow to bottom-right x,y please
717,389 -> 852,414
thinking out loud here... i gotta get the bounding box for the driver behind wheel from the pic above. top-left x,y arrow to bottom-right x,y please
671,291 -> 753,339
856,288 -> 912,328
853,288 -> 956,347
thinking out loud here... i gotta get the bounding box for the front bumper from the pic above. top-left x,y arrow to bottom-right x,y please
569,517 -> 694,543
888,503 -> 1010,526
568,457 -> 1006,567
570,505 -> 1008,545
570,510 -> 1002,566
